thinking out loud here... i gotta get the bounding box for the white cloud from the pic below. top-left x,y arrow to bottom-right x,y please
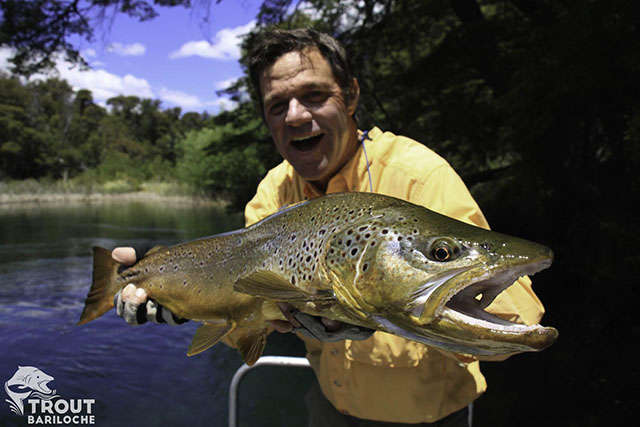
158,87 -> 238,113
0,47 -> 13,72
17,52 -> 156,102
158,87 -> 204,110
214,97 -> 238,111
0,47 -> 235,113
215,77 -> 239,91
107,42 -> 146,56
82,48 -> 97,58
169,20 -> 255,61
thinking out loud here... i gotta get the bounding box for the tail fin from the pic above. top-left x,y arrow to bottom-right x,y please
78,247 -> 122,325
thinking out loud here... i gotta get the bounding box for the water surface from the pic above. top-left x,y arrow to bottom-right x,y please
0,200 -> 313,426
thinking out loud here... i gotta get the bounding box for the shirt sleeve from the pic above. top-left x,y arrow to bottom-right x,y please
244,168 -> 286,226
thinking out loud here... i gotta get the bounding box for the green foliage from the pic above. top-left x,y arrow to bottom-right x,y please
176,110 -> 278,209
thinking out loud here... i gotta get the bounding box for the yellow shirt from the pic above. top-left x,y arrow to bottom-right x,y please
244,127 -> 545,423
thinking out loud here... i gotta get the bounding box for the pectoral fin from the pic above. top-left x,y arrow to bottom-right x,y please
187,321 -> 235,356
235,328 -> 268,366
234,270 -> 331,301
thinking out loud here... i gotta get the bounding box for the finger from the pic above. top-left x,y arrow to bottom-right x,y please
268,320 -> 294,333
321,317 -> 342,332
277,302 -> 301,328
293,312 -> 330,340
122,286 -> 148,325
145,299 -> 158,322
112,247 -> 137,266
114,291 -> 124,317
339,325 -> 375,341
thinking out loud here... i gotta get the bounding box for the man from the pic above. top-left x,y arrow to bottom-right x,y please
112,29 -> 545,426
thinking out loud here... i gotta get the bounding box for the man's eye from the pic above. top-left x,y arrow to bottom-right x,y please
269,102 -> 286,115
305,92 -> 327,103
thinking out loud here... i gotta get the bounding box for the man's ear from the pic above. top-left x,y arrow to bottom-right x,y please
347,78 -> 360,115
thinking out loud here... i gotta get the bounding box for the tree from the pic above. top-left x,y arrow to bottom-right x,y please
0,0 -> 226,76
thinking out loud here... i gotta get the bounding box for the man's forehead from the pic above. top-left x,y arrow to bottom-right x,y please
260,49 -> 336,96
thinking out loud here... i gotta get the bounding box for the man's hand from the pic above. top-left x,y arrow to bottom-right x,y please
112,246 -> 187,326
268,302 -> 374,342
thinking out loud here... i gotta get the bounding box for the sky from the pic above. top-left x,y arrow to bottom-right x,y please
0,1 -> 265,114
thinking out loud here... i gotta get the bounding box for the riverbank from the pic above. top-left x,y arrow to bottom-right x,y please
0,179 -> 227,207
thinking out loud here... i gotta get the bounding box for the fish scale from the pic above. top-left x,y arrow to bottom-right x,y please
79,192 -> 558,365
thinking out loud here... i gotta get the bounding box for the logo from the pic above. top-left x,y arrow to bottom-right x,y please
4,366 -> 95,425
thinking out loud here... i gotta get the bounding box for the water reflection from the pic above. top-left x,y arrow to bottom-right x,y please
0,200 -> 311,427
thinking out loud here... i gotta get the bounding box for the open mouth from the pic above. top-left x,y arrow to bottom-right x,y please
440,259 -> 551,334
291,134 -> 324,152
400,257 -> 558,353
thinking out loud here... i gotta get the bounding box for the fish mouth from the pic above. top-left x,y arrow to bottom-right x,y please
37,380 -> 52,394
398,256 -> 558,355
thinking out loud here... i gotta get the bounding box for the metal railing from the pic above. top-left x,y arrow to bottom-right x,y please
228,356 -> 311,427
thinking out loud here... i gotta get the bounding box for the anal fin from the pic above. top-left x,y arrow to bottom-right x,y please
235,328 -> 268,366
187,320 -> 235,356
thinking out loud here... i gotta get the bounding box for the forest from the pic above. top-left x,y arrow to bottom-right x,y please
1,0 -> 638,425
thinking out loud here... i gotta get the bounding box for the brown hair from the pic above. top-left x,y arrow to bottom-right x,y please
248,28 -> 356,116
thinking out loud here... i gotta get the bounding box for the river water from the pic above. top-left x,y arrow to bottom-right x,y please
0,200 -> 314,427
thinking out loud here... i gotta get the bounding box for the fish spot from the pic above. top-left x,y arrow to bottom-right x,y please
364,233 -> 371,239
362,263 -> 369,272
159,265 -> 165,272
370,241 -> 377,247
345,239 -> 352,247
350,248 -> 358,256
382,229 -> 389,234
174,265 -> 179,271
398,236 -> 403,241
183,280 -> 188,286
358,226 -> 368,232
347,229 -> 353,235
290,234 -> 297,241
306,255 -> 312,263
291,275 -> 296,285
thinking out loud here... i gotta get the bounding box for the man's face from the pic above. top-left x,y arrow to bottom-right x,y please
260,48 -> 359,188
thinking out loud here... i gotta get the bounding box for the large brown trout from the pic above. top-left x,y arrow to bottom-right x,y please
78,192 -> 558,365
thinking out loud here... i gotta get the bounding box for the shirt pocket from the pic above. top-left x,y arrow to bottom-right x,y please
344,331 -> 428,368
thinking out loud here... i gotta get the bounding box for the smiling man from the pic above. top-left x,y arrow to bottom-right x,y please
112,29 -> 546,426
260,47 -> 360,189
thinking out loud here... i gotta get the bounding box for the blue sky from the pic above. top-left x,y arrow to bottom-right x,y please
0,1 -> 265,114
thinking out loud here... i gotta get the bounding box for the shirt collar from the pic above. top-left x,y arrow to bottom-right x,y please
301,127 -> 381,199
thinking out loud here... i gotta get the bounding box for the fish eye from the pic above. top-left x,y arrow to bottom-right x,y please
428,239 -> 460,262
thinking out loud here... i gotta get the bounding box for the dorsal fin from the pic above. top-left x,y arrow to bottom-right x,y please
187,320 -> 235,356
234,270 -> 330,301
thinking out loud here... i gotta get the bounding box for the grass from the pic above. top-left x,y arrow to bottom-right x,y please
0,178 -> 222,205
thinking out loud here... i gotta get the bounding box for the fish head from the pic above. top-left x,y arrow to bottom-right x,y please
324,199 -> 557,356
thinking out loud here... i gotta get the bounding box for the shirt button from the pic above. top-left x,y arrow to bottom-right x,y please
333,380 -> 342,387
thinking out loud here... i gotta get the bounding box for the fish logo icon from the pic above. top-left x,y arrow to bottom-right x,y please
4,366 -> 59,416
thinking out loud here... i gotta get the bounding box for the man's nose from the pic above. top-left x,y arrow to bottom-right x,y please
285,98 -> 312,126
